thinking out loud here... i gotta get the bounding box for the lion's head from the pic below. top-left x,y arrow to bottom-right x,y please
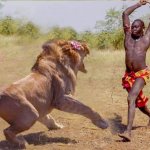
41,39 -> 90,74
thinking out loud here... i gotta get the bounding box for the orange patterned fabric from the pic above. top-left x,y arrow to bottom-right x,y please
122,68 -> 150,108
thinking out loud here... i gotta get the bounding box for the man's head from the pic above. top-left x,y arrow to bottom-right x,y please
131,19 -> 145,38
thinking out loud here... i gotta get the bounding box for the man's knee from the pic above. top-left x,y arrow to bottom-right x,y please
127,94 -> 136,106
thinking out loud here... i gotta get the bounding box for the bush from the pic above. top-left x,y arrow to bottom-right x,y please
0,16 -> 19,35
17,22 -> 40,38
110,29 -> 124,50
48,26 -> 77,40
97,32 -> 111,50
78,31 -> 99,49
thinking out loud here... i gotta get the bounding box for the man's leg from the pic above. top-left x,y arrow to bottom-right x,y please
139,106 -> 150,126
119,78 -> 145,141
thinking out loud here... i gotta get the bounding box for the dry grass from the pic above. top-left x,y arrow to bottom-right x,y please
1,36 -> 150,149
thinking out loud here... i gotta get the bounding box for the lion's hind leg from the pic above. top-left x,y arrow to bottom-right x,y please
53,95 -> 108,129
0,95 -> 39,148
39,114 -> 64,130
4,125 -> 28,148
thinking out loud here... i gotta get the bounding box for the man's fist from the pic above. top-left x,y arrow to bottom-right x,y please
140,0 -> 148,5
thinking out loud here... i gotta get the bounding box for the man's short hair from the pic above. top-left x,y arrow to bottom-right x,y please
133,19 -> 145,29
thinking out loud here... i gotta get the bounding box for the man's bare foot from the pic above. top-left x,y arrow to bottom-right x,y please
118,131 -> 131,142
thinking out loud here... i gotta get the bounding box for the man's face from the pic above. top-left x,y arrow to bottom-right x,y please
131,21 -> 144,37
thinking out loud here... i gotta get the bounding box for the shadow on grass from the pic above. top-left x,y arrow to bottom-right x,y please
108,113 -> 126,134
0,131 -> 77,150
24,131 -> 77,145
0,140 -> 22,150
108,113 -> 145,135
108,113 -> 145,142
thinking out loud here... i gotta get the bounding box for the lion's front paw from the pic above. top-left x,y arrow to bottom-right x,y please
48,123 -> 64,130
92,118 -> 109,129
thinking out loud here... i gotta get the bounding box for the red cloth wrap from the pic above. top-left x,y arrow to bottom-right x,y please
122,69 -> 150,107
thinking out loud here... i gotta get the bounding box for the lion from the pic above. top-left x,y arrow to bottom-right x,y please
0,39 -> 108,148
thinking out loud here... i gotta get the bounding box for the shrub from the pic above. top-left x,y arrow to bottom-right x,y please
17,22 -> 40,38
78,31 -> 99,49
48,26 -> 77,40
0,16 -> 19,35
97,32 -> 111,50
110,29 -> 124,50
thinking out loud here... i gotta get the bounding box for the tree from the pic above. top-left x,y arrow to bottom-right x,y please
97,32 -> 111,49
17,22 -> 40,38
0,16 -> 19,35
79,31 -> 98,49
59,27 -> 77,40
48,26 -> 77,40
95,8 -> 122,32
95,7 -> 125,50
110,29 -> 124,49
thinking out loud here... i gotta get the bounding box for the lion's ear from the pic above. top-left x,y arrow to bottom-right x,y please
42,42 -> 51,55
42,42 -> 58,55
81,43 -> 90,55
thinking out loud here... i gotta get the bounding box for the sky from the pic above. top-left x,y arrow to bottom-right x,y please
0,0 -> 150,32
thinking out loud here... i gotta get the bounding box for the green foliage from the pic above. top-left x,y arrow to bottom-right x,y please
110,29 -> 124,50
47,26 -> 61,39
97,32 -> 111,50
79,31 -> 99,49
60,27 -> 77,40
95,8 -> 122,32
0,7 -> 126,50
105,8 -> 122,32
0,6 -> 138,50
0,16 -> 19,35
48,26 -> 77,40
96,29 -> 124,50
17,22 -> 40,38
0,16 -> 40,38
95,7 -> 125,50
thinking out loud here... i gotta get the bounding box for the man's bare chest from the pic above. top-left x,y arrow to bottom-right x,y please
125,35 -> 148,51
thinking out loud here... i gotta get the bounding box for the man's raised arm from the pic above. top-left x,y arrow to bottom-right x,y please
122,1 -> 146,33
145,23 -> 150,36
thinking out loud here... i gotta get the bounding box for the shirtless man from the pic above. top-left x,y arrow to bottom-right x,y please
119,0 -> 150,141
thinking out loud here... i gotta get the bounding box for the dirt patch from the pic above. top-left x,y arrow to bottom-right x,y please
0,51 -> 150,149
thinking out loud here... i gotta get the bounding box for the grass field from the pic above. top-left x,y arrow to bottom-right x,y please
1,36 -> 150,149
